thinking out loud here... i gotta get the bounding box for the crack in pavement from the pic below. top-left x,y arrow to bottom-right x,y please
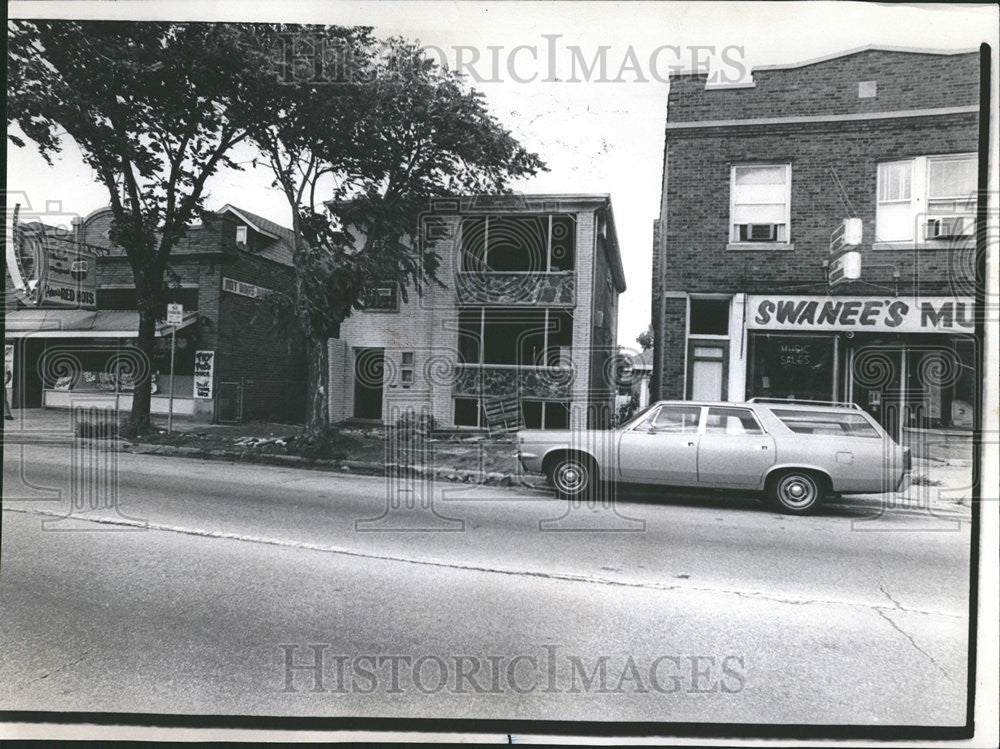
3,506 -> 966,621
875,560 -> 956,684
875,607 -> 956,684
9,649 -> 92,695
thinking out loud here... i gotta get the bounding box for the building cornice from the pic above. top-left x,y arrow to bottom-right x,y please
665,105 -> 979,131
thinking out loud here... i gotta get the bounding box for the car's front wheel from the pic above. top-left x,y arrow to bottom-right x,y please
765,469 -> 827,515
547,454 -> 597,501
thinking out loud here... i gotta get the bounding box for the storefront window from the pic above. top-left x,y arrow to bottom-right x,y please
904,337 -> 975,430
747,334 -> 836,402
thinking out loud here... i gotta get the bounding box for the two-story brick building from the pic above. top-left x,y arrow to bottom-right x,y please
328,194 -> 626,431
5,204 -> 305,423
651,47 -> 981,450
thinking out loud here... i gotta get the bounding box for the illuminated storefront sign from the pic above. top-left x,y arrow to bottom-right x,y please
7,210 -> 97,310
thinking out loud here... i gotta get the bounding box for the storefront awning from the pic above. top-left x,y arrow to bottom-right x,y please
4,309 -> 199,338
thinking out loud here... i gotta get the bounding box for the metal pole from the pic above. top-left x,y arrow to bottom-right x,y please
115,338 -> 120,420
168,326 -> 176,434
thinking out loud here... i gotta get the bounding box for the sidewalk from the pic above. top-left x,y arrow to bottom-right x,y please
2,408 -> 525,487
2,408 -> 979,516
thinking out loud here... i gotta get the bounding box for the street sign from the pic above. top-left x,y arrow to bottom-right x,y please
165,303 -> 183,433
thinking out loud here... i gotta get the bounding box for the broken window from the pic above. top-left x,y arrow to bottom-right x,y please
549,215 -> 575,270
460,214 -> 576,273
545,309 -> 574,366
521,400 -> 571,429
483,308 -> 546,366
458,308 -> 481,363
454,397 -> 484,427
459,307 -> 573,367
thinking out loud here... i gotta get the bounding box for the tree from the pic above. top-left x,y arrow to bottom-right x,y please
238,29 -> 545,438
637,324 -> 654,351
8,21 -> 262,432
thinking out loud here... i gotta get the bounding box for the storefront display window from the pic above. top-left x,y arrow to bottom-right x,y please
747,334 -> 836,402
904,337 -> 976,430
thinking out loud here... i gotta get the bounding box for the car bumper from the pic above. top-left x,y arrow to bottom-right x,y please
517,451 -> 544,474
895,472 -> 911,493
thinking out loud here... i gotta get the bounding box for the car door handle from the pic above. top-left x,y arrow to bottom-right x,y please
761,444 -> 768,450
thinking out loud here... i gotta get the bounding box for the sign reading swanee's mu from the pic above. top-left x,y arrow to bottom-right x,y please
748,296 -> 974,333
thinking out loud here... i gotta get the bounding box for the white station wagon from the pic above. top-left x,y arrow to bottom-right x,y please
517,399 -> 911,514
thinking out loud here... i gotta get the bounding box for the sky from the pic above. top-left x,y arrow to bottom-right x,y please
7,1 -> 997,346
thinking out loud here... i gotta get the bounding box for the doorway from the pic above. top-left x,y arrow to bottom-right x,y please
687,342 -> 727,401
15,338 -> 45,408
353,348 -> 385,420
850,344 -> 905,442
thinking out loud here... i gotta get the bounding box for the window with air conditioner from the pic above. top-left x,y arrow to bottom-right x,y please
876,154 -> 976,243
730,164 -> 791,244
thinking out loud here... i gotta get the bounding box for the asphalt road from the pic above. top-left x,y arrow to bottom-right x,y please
1,443 -> 971,724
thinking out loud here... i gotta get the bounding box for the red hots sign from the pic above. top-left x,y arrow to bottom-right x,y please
748,296 -> 975,333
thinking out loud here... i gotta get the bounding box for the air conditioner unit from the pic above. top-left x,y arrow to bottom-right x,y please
737,223 -> 779,242
924,215 -> 974,240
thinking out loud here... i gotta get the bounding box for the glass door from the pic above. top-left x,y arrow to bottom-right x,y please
849,344 -> 905,441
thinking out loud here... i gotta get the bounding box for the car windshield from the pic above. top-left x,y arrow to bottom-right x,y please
769,408 -> 882,438
619,403 -> 660,430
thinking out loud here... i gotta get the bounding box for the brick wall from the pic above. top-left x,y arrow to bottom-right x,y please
661,114 -> 979,295
649,219 -> 663,400
653,50 -> 981,402
587,219 -> 619,426
216,250 -> 304,423
658,297 -> 687,400
667,50 -> 979,123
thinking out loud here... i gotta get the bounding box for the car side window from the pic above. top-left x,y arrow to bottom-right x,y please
705,407 -> 763,435
651,406 -> 701,433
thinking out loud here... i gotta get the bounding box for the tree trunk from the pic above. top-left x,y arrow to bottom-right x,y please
128,306 -> 157,432
305,333 -> 329,440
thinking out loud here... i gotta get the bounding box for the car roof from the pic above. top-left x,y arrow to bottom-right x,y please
650,400 -> 862,413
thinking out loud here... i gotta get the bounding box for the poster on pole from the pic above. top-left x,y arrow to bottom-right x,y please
193,350 -> 215,399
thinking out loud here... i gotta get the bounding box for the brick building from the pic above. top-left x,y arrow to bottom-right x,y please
328,194 -> 626,431
651,47 -> 981,449
5,204 -> 305,423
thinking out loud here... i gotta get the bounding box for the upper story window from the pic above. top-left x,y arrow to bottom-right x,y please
460,214 -> 575,272
730,164 -> 791,244
362,282 -> 399,312
876,154 -> 976,243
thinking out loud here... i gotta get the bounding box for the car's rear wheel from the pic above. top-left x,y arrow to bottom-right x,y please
765,469 -> 827,515
547,453 -> 597,501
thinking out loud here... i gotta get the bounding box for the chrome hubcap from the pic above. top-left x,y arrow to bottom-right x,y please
556,462 -> 587,493
778,475 -> 816,508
